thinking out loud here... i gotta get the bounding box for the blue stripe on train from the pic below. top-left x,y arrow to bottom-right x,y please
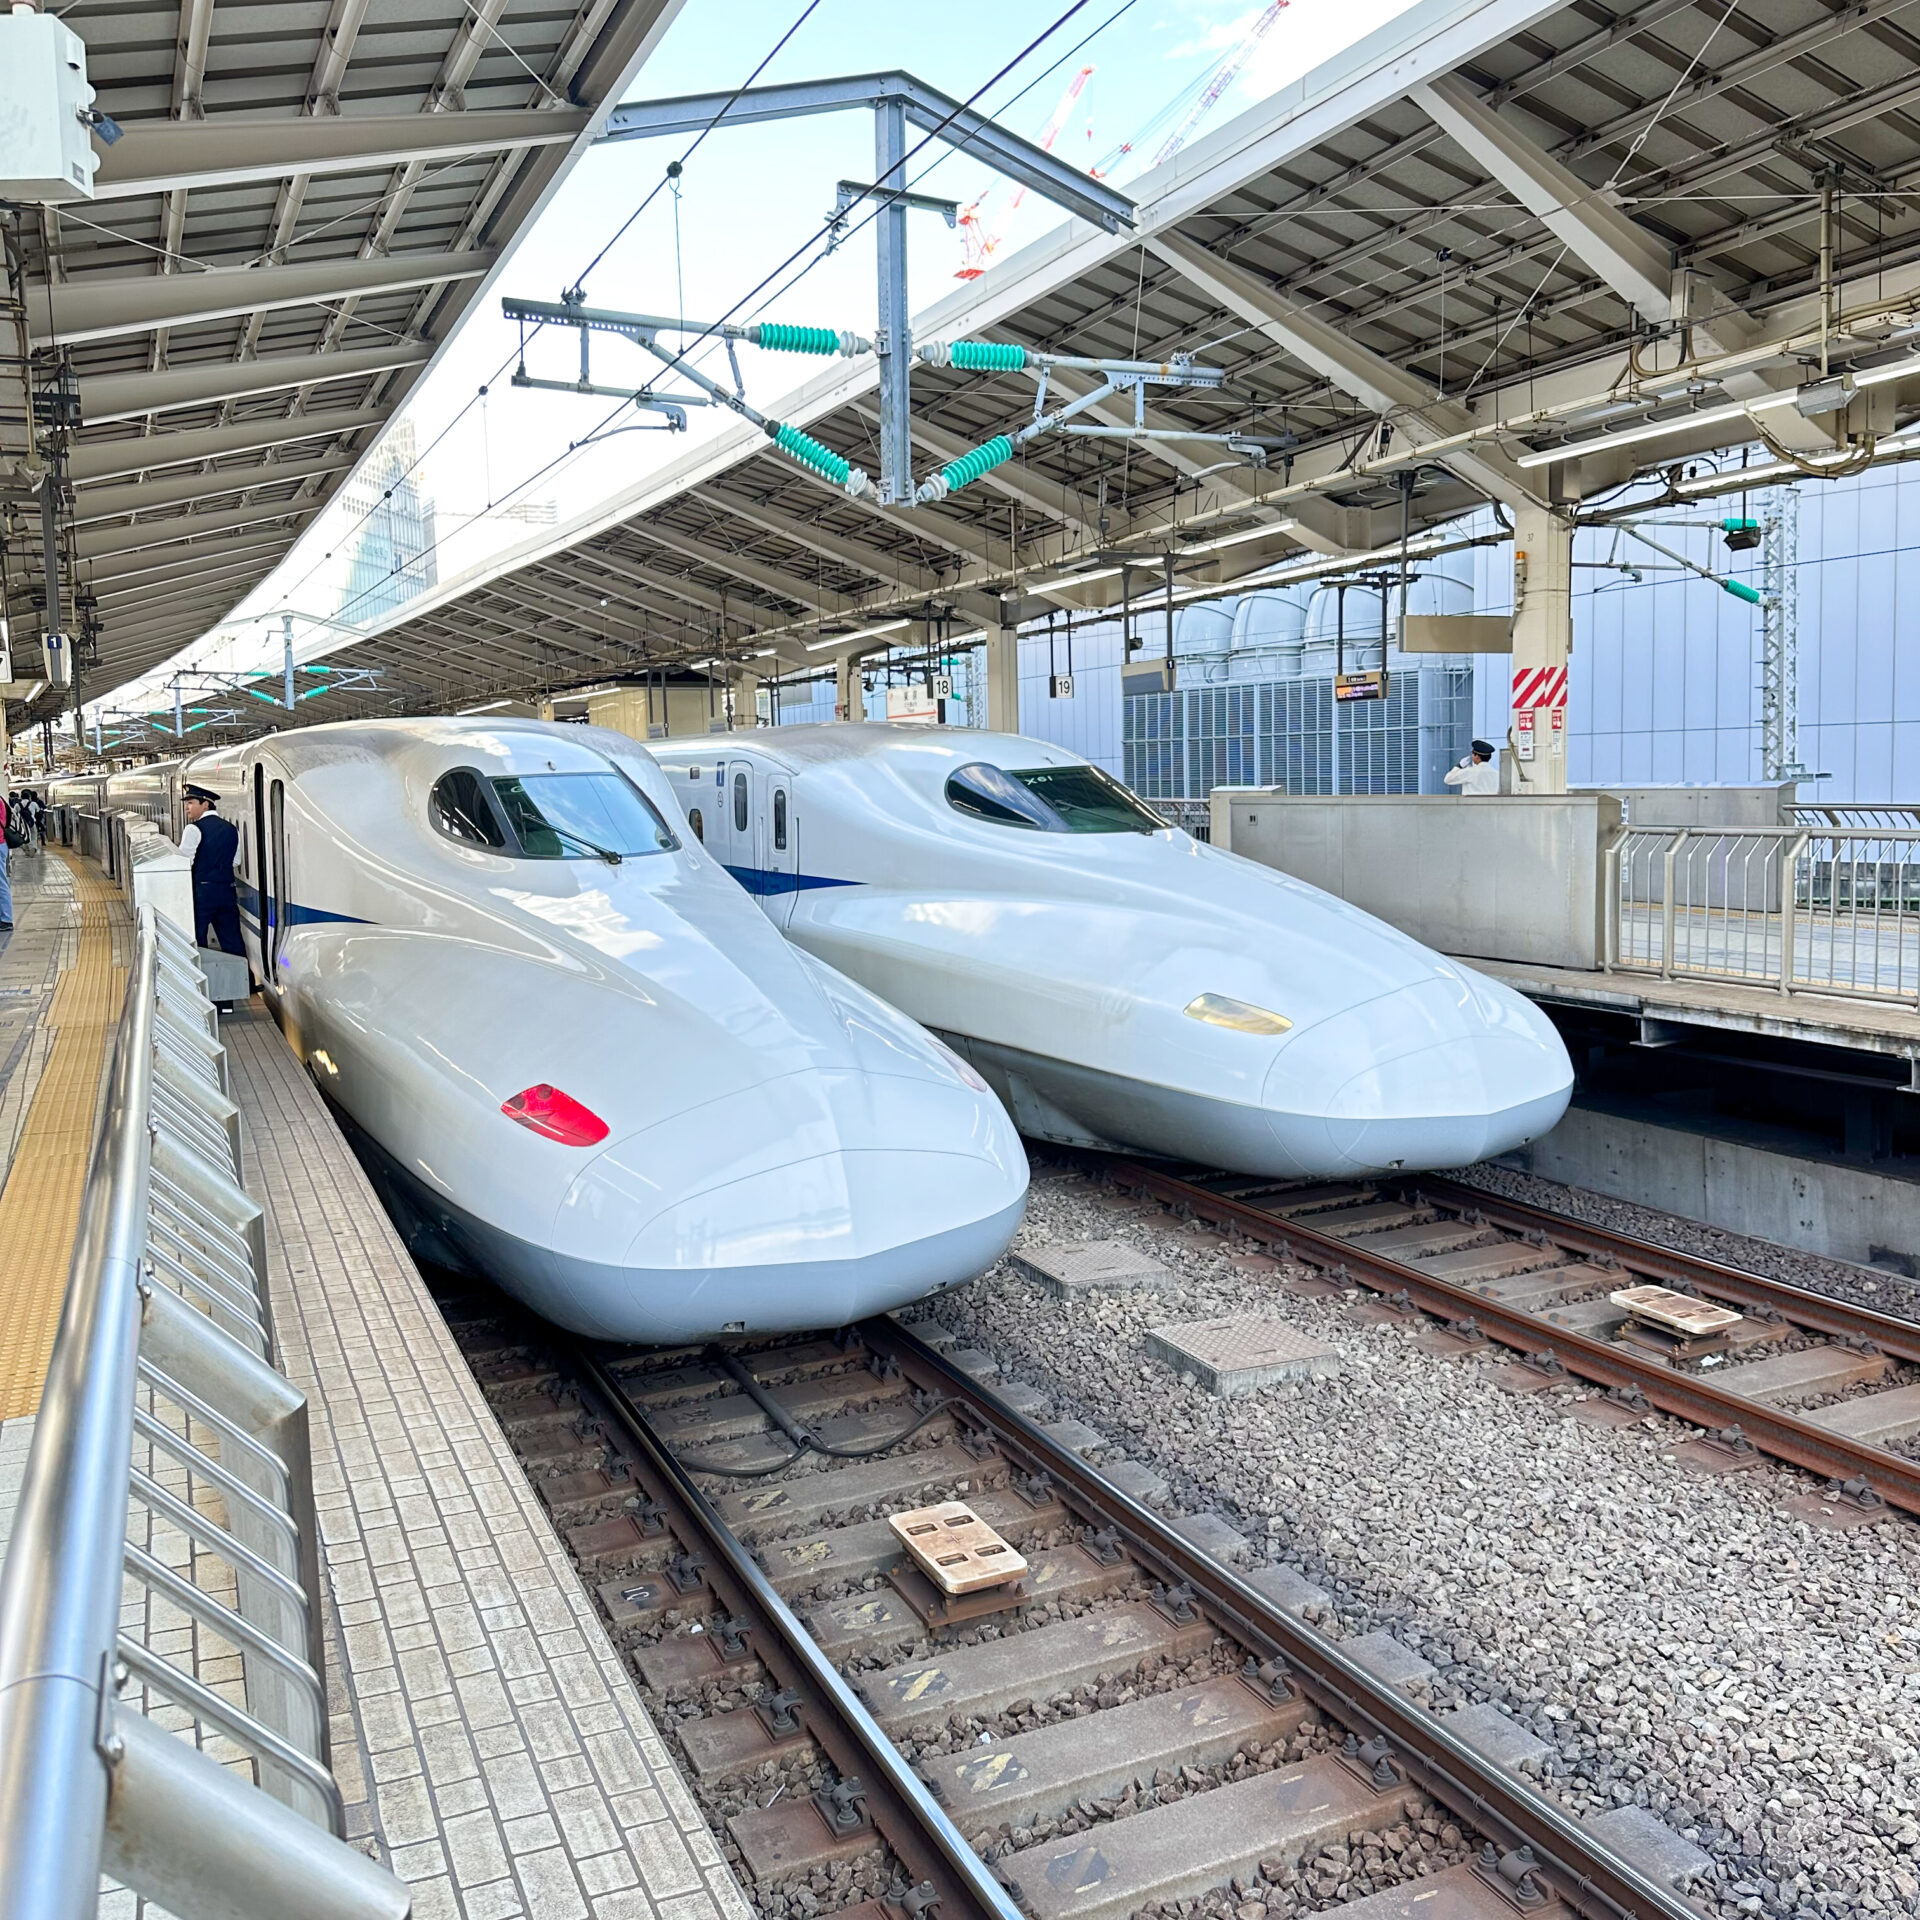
721,866 -> 860,899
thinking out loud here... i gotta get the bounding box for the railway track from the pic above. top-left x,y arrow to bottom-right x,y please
1098,1160 -> 1920,1523
440,1291 -> 1696,1920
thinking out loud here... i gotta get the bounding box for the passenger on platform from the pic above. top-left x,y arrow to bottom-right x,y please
0,787 -> 13,931
180,785 -> 250,1005
1444,739 -> 1500,796
18,788 -> 43,851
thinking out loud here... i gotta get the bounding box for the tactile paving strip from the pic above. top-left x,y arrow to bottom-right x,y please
0,853 -> 126,1421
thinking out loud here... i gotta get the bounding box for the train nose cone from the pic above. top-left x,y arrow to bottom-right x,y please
547,1069 -> 1025,1340
1264,971 -> 1571,1175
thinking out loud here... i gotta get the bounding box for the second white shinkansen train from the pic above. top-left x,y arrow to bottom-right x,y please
139,720 -> 1028,1341
651,724 -> 1573,1178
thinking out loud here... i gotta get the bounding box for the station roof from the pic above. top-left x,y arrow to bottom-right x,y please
1,0 -> 685,729
82,0 -> 1920,733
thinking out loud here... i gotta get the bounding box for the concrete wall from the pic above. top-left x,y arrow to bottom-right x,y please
1213,790 -> 1621,968
1511,1103 -> 1920,1278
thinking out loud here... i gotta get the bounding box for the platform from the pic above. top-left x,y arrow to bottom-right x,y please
0,859 -> 752,1920
1465,954 -> 1920,1070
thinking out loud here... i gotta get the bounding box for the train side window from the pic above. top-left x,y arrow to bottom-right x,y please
772,789 -> 787,851
688,808 -> 704,841
733,772 -> 748,833
430,768 -> 508,848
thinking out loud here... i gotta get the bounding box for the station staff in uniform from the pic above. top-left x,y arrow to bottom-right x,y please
180,785 -> 249,984
1444,739 -> 1501,795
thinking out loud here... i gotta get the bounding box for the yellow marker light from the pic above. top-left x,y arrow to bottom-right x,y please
309,1048 -> 340,1077
1183,993 -> 1292,1036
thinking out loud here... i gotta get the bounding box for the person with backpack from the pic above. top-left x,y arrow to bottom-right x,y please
0,788 -> 15,932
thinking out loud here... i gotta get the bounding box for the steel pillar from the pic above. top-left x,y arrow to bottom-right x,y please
1509,500 -> 1572,792
873,97 -> 913,507
985,625 -> 1020,734
1760,485 -> 1806,781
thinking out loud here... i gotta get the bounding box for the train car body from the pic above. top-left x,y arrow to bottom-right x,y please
162,719 -> 1025,1341
651,724 -> 1572,1179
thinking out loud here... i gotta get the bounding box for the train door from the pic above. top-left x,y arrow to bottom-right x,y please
761,774 -> 797,927
725,760 -> 754,890
265,776 -> 289,974
252,764 -> 270,967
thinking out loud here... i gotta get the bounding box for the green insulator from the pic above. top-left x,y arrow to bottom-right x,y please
941,435 -> 1014,493
1721,517 -> 1761,533
773,421 -> 850,484
756,323 -> 841,355
949,340 -> 1027,372
1723,578 -> 1763,605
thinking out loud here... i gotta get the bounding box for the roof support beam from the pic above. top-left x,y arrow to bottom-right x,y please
580,545 -> 732,623
1146,230 -> 1542,510
33,250 -> 494,349
628,523 -> 836,615
70,410 -> 385,485
78,345 -> 431,425
84,536 -> 291,590
92,109 -> 591,199
73,455 -> 357,524
1411,74 -> 1674,320
75,499 -> 324,562
687,487 -> 940,597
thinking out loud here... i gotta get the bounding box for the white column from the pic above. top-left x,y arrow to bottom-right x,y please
1508,501 -> 1574,794
732,670 -> 761,728
984,625 -> 1020,734
835,654 -> 860,722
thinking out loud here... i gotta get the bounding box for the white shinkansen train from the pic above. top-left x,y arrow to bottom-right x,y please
651,724 -> 1573,1178
128,720 -> 1028,1341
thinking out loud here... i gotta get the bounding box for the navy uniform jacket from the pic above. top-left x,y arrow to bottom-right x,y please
191,812 -> 240,894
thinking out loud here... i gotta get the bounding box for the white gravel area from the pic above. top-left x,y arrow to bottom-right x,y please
1454,1161 -> 1920,1329
910,1173 -> 1920,1920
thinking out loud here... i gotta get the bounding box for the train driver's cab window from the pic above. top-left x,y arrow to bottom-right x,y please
944,761 -> 1163,835
430,766 -> 679,859
490,771 -> 679,859
688,808 -> 704,841
431,769 -> 508,848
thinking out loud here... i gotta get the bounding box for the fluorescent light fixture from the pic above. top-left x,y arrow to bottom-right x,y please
1031,566 -> 1121,600
1850,354 -> 1920,389
1517,390 -> 1798,469
1178,518 -> 1297,556
547,681 -> 624,706
751,647 -> 780,658
806,618 -> 909,653
457,699 -> 515,715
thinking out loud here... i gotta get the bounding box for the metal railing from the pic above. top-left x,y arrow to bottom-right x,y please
1789,804 -> 1920,833
0,905 -> 408,1920
1607,825 -> 1920,1005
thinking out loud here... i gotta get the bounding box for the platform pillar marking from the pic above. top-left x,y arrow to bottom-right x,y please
0,852 -> 127,1420
1509,498 -> 1573,794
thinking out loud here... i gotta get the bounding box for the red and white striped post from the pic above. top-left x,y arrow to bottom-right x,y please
1509,502 -> 1574,793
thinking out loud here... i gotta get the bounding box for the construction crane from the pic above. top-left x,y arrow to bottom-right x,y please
1097,0 -> 1289,180
955,65 -> 1095,280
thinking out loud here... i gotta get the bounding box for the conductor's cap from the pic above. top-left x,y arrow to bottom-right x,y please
183,784 -> 219,803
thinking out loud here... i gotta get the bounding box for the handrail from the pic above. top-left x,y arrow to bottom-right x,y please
1606,822 -> 1920,1007
0,896 -> 408,1920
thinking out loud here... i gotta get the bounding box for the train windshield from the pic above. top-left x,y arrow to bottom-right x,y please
945,762 -> 1163,835
488,773 -> 679,859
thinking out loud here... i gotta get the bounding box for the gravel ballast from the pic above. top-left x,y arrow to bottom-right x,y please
907,1171 -> 1920,1920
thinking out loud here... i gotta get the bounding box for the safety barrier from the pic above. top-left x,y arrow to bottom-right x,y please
0,907 -> 407,1919
1607,825 -> 1920,1005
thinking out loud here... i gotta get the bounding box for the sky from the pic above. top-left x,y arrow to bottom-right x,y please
101,0 -> 1426,716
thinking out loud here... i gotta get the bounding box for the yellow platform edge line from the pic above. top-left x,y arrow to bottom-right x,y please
0,853 -> 129,1422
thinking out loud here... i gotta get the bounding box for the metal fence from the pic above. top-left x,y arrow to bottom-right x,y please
1789,804 -> 1920,833
1123,664 -> 1473,801
1607,825 -> 1920,1005
0,905 -> 406,1920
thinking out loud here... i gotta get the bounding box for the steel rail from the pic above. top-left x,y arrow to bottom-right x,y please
1415,1176 -> 1920,1365
864,1318 -> 1694,1920
1110,1160 -> 1920,1516
573,1348 -> 1029,1920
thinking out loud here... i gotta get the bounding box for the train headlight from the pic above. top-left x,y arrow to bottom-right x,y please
501,1083 -> 611,1146
1183,993 -> 1292,1036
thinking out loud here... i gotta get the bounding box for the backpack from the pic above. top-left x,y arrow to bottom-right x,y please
0,801 -> 19,851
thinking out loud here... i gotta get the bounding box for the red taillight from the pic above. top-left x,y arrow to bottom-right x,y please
500,1084 -> 609,1147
